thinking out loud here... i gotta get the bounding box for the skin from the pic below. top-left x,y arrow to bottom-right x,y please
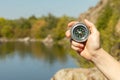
65,19 -> 120,80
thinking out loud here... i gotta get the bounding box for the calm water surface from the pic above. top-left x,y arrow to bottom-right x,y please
0,42 -> 78,80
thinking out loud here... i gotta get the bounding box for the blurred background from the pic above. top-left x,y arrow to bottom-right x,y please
0,0 -> 120,80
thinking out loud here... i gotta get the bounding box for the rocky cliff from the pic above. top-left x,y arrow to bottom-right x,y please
78,0 -> 108,23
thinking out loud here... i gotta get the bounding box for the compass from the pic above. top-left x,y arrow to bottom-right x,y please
70,23 -> 90,42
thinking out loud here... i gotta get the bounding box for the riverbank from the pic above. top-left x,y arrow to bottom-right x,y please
0,36 -> 54,47
0,37 -> 41,42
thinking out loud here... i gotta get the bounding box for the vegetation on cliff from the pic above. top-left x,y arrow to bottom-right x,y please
96,0 -> 120,59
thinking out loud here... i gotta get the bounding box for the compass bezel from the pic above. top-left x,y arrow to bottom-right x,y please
70,23 -> 90,42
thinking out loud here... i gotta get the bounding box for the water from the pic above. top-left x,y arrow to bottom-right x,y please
0,42 -> 77,80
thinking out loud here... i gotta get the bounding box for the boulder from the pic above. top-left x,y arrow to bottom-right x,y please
42,35 -> 53,47
51,68 -> 107,80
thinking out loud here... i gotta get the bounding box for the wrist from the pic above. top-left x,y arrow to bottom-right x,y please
91,48 -> 103,62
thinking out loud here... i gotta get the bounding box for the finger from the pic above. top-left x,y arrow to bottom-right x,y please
71,45 -> 83,52
68,21 -> 79,28
71,41 -> 84,48
66,21 -> 79,38
84,19 -> 98,34
65,29 -> 71,38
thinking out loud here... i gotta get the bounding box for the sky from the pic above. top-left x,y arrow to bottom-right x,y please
0,0 -> 99,19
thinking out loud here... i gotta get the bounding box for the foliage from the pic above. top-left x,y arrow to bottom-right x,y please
52,16 -> 74,41
1,25 -> 13,38
96,0 -> 120,54
0,14 -> 74,40
31,19 -> 47,38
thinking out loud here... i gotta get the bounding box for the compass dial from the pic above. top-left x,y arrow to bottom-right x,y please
70,23 -> 89,42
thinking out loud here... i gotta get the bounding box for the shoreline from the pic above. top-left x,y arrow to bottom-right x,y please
0,37 -> 42,42
0,37 -> 54,47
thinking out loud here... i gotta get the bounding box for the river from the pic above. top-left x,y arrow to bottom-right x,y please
0,42 -> 78,80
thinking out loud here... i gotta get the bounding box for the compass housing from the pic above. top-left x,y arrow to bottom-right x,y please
70,23 -> 90,42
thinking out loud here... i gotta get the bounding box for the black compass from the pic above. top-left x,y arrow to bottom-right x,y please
70,23 -> 90,42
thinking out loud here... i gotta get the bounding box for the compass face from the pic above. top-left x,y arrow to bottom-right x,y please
70,23 -> 89,42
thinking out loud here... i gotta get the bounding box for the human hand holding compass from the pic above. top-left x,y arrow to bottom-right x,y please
66,19 -> 100,60
65,19 -> 120,80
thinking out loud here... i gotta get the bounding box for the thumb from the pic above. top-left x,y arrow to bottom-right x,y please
84,19 -> 98,34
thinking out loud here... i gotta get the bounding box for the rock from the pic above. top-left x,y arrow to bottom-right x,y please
0,38 -> 8,42
42,35 -> 53,47
51,68 -> 107,80
17,37 -> 30,42
78,0 -> 108,24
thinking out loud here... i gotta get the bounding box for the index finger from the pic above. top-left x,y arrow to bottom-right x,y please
65,29 -> 71,38
66,21 -> 79,38
68,21 -> 79,28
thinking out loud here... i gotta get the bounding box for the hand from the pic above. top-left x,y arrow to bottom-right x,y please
65,19 -> 101,60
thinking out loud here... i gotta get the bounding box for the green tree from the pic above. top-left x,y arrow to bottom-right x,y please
13,18 -> 31,38
42,13 -> 58,30
52,16 -> 69,40
31,19 -> 47,38
0,18 -> 6,27
1,25 -> 13,38
0,18 -> 7,37
28,15 -> 37,26
52,15 -> 75,41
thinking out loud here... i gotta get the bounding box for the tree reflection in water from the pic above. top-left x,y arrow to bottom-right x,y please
0,42 -> 68,65
0,42 -> 78,80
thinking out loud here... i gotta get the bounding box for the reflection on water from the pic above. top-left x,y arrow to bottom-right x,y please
0,42 -> 77,80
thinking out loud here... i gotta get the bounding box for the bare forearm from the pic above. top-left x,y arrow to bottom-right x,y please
91,48 -> 120,80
